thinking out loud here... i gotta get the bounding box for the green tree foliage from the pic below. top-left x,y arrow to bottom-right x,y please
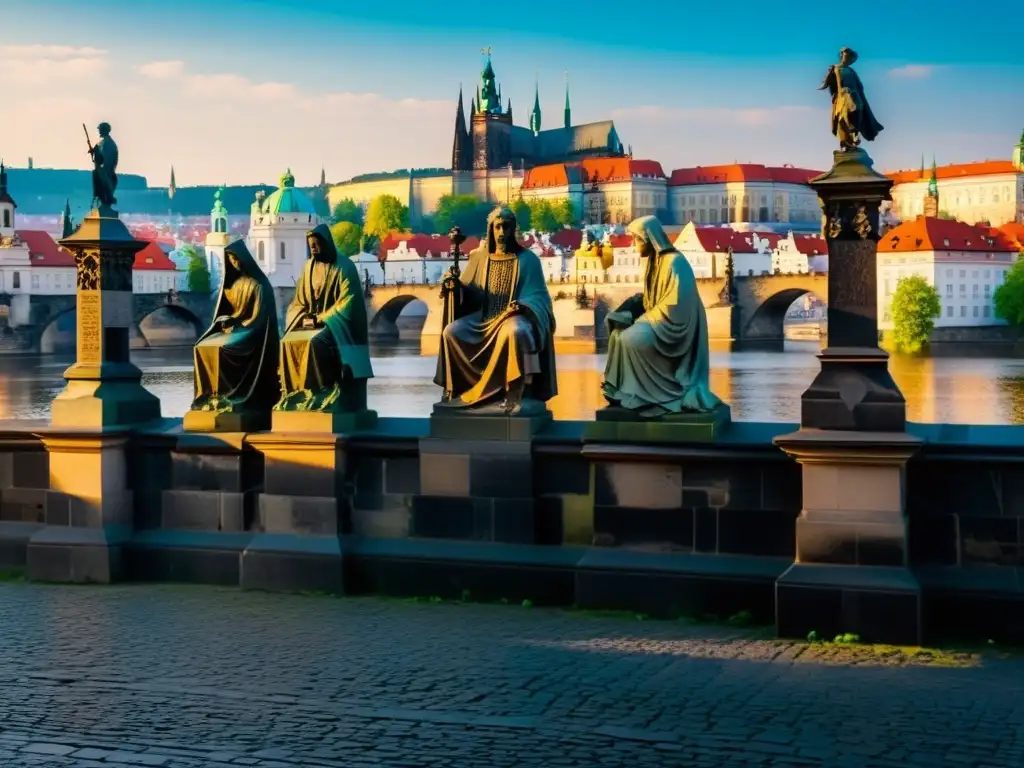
181,244 -> 211,293
511,198 -> 532,232
433,194 -> 492,236
529,199 -> 560,233
993,254 -> 1024,327
331,198 -> 364,227
330,221 -> 363,257
551,197 -> 578,228
891,275 -> 941,353
364,194 -> 409,239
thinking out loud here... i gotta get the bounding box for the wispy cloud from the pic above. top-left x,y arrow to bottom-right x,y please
137,60 -> 185,80
611,105 -> 817,127
0,44 -> 109,85
0,44 -> 107,58
888,64 -> 938,79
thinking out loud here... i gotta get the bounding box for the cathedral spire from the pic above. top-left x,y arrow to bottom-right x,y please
919,153 -> 925,180
452,86 -> 471,172
530,76 -> 542,136
60,199 -> 75,238
924,154 -> 940,217
319,167 -> 327,188
168,166 -> 177,200
506,97 -> 512,120
563,71 -> 571,129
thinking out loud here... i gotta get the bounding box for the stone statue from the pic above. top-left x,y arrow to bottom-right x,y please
602,216 -> 722,418
435,206 -> 556,414
188,241 -> 280,426
86,122 -> 118,209
275,223 -> 373,412
819,48 -> 884,151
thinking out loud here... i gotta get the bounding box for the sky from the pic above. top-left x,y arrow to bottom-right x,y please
2,0 -> 1022,188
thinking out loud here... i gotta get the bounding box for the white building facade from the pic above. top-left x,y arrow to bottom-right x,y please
247,170 -> 323,288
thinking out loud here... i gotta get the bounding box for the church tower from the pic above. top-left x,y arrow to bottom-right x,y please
1013,128 -> 1024,170
471,50 -> 513,171
205,187 -> 230,291
564,72 -> 572,130
60,199 -> 75,239
529,79 -> 542,136
451,87 -> 472,172
0,162 -> 16,238
923,156 -> 939,218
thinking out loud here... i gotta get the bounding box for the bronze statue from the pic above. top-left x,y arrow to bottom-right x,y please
819,48 -> 884,151
275,223 -> 373,412
188,241 -> 280,426
435,206 -> 556,414
85,122 -> 118,209
602,216 -> 722,417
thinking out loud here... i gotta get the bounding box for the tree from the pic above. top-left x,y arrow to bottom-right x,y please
529,199 -> 560,233
433,194 -> 491,236
994,254 -> 1024,328
181,244 -> 211,293
330,221 -> 363,257
890,275 -> 941,354
511,198 -> 532,232
364,194 -> 409,239
551,197 -> 577,228
331,198 -> 364,227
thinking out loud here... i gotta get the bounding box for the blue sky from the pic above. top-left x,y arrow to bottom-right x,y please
2,0 -> 1022,187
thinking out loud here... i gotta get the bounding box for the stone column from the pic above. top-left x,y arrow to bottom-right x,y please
773,150 -> 923,645
27,208 -> 162,583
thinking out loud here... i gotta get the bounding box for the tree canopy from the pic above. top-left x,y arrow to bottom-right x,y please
331,198 -> 364,227
890,275 -> 941,354
330,221 -> 363,257
181,244 -> 211,293
364,194 -> 409,239
432,194 -> 492,236
510,199 -> 532,233
528,199 -> 560,233
994,254 -> 1024,327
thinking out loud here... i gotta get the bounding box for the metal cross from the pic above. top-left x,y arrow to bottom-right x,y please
481,46 -> 492,56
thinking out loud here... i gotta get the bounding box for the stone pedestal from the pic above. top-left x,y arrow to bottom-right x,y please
183,410 -> 272,434
52,208 -> 160,429
585,403 -> 731,444
26,432 -> 133,583
802,151 -> 904,432
243,432 -> 346,593
773,430 -> 922,644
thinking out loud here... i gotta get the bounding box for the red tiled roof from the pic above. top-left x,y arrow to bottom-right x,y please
793,234 -> 828,256
888,160 -> 1020,185
879,217 -> 1018,253
134,240 -> 178,270
996,223 -> 1024,250
522,164 -> 572,190
608,234 -> 633,248
580,158 -> 665,184
379,233 -> 482,258
17,230 -> 74,267
668,164 -> 822,187
549,230 -> 583,250
687,227 -> 773,254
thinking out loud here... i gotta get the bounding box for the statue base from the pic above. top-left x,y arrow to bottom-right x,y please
183,409 -> 272,434
585,403 -> 731,444
810,148 -> 891,185
429,398 -> 552,441
271,409 -> 378,435
51,363 -> 161,429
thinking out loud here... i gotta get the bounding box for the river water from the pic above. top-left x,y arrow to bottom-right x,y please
2,341 -> 1023,425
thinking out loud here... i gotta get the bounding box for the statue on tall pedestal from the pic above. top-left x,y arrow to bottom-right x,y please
819,47 -> 884,152
186,240 -> 280,431
85,122 -> 118,210
435,206 -> 556,415
275,224 -> 373,414
601,216 -> 723,418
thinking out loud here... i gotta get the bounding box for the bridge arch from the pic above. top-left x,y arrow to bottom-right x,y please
39,308 -> 76,354
369,293 -> 434,339
136,303 -> 204,347
743,286 -> 824,342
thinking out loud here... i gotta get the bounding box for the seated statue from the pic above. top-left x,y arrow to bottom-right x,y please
275,224 -> 373,412
435,206 -> 557,414
187,240 -> 280,428
602,216 -> 723,418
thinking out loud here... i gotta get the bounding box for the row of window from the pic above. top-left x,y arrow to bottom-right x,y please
884,304 -> 993,321
256,242 -> 288,261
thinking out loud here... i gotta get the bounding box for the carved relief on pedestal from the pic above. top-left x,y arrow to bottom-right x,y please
822,198 -> 882,243
75,250 -> 101,290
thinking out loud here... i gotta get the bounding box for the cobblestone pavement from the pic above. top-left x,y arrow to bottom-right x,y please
1,584 -> 1023,768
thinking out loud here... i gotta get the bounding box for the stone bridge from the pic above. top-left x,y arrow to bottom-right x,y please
335,274 -> 829,344
29,291 -> 216,353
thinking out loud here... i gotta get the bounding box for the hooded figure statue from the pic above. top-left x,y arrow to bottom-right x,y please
601,216 -> 722,417
187,240 -> 280,429
434,206 -> 557,414
276,223 -> 373,412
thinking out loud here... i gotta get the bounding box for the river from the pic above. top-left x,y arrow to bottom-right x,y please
2,342 -> 1024,425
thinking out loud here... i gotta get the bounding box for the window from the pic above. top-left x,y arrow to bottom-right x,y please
945,283 -> 953,296
279,242 -> 286,261
960,306 -> 966,317
2,210 -> 8,228
973,306 -> 979,317
257,242 -> 265,261
884,279 -> 891,296
12,272 -> 20,289
984,284 -> 991,297
984,306 -> 991,317
959,284 -> 966,297
972,284 -> 979,297
31,273 -> 39,289
946,305 -> 954,317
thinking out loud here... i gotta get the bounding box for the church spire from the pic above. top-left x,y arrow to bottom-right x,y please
507,97 -> 512,120
924,154 -> 940,217
168,166 -> 177,200
452,86 -> 471,172
319,166 -> 327,188
60,199 -> 75,238
920,153 -> 925,180
563,71 -> 571,129
529,77 -> 542,136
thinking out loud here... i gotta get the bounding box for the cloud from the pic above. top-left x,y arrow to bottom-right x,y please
0,44 -> 108,85
611,105 -> 817,127
0,45 -> 107,58
888,64 -> 938,79
137,60 -> 185,80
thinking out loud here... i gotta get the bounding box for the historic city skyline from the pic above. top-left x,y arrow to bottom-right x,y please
2,0 -> 1022,186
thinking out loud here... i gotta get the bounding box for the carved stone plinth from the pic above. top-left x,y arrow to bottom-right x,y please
26,432 -> 134,583
184,410 -> 272,434
804,150 -> 905,432
773,429 -> 922,644
585,403 -> 731,444
53,208 -> 160,428
242,433 -> 346,593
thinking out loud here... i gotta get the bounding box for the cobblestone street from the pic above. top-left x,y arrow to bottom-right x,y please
0,583 -> 1022,767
